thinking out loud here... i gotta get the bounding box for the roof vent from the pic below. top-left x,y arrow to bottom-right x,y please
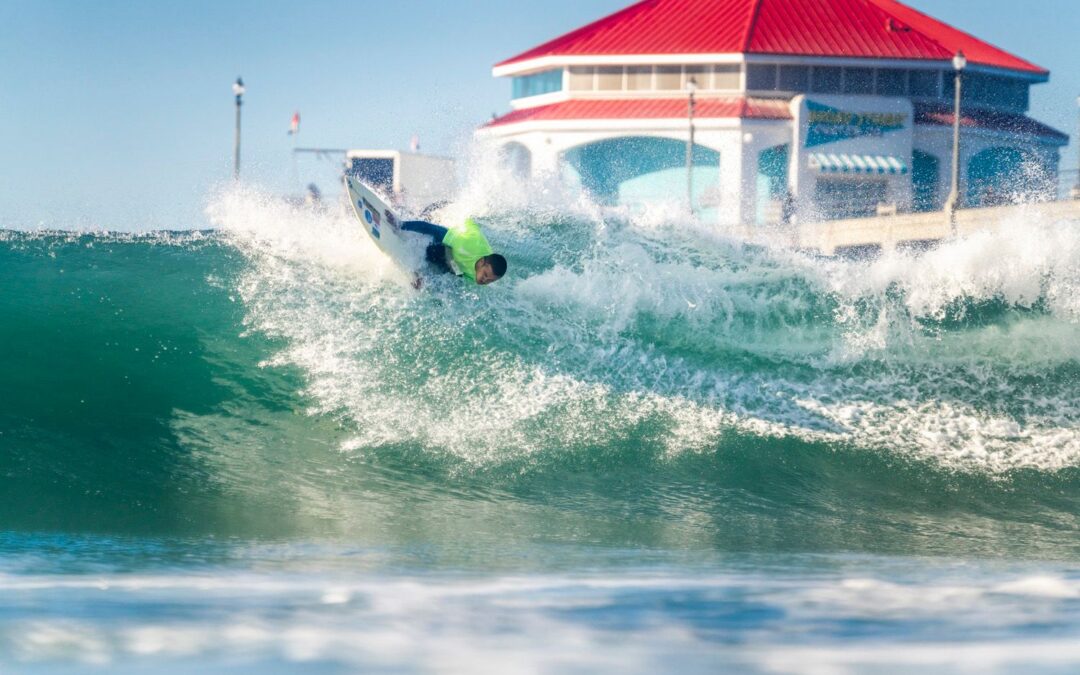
885,18 -> 911,32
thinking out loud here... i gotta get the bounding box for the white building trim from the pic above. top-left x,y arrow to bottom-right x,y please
494,53 -> 1047,82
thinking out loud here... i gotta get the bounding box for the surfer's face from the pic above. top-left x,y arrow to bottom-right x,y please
475,259 -> 498,285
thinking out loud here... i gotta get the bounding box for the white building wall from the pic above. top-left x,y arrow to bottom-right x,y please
481,102 -> 1063,225
483,118 -> 808,227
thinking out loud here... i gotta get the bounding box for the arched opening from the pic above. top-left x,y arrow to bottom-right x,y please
499,142 -> 532,181
912,150 -> 940,212
966,146 -> 1041,207
561,136 -> 720,211
756,144 -> 789,225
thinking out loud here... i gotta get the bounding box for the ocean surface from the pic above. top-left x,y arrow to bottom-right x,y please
1,183 -> 1079,673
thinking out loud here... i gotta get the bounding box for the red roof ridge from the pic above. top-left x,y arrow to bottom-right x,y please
494,0 -> 657,68
741,0 -> 765,53
494,0 -> 1047,75
865,0 -> 1047,74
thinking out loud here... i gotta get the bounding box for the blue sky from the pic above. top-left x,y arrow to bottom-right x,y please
0,0 -> 1076,230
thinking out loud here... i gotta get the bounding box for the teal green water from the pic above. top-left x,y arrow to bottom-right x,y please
1,195 -> 1079,671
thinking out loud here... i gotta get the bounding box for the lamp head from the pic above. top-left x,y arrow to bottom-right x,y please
686,76 -> 698,94
232,77 -> 245,97
952,51 -> 967,72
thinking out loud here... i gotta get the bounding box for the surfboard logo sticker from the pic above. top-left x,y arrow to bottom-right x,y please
361,198 -> 381,225
384,210 -> 397,228
364,209 -> 373,224
371,226 -> 381,239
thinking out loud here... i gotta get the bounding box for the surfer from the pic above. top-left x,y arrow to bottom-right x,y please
401,218 -> 507,285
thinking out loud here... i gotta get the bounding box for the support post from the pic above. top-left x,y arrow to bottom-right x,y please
233,77 -> 245,180
944,53 -> 965,232
686,77 -> 697,214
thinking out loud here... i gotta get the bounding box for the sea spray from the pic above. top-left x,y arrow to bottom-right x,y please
0,180 -> 1077,553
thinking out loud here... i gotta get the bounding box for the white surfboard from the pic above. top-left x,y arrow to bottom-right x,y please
344,177 -> 418,276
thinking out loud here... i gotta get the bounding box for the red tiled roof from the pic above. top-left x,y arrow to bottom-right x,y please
484,97 -> 792,128
914,103 -> 1067,142
496,0 -> 1045,75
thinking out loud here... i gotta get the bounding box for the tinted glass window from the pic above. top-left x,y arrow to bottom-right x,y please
778,65 -> 809,91
909,70 -> 940,97
511,69 -> 563,98
746,64 -> 777,90
712,64 -> 741,90
627,66 -> 652,90
596,67 -> 623,90
812,67 -> 841,93
656,66 -> 682,90
876,69 -> 907,96
684,65 -> 708,90
568,67 -> 595,91
843,68 -> 874,94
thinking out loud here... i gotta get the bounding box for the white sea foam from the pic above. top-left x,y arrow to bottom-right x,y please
3,568 -> 1078,672
206,171 -> 1080,473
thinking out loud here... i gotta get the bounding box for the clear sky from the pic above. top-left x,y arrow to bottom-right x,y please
1,0 -> 1076,230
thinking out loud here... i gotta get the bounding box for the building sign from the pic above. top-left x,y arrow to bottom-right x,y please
804,99 -> 907,147
789,94 -> 915,218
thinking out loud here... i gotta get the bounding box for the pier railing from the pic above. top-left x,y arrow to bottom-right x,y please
790,197 -> 1080,256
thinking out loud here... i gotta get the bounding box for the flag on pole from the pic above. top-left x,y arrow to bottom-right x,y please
288,112 -> 300,135
409,134 -> 420,153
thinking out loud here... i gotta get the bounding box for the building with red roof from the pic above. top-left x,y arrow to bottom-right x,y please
479,0 -> 1067,224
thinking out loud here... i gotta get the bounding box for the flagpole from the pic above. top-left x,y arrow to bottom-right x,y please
289,112 -> 301,194
292,128 -> 300,193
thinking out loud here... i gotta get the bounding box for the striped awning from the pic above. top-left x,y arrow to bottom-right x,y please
808,153 -> 908,175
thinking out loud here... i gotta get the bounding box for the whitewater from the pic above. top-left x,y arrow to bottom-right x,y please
1,165 -> 1079,673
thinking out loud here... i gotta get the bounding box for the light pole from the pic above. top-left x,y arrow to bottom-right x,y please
1072,94 -> 1080,200
233,77 -> 245,180
945,51 -> 966,231
686,76 -> 698,214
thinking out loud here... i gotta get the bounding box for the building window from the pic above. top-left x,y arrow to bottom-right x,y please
812,66 -> 842,93
876,69 -> 907,96
814,178 -> 888,220
843,67 -> 874,94
684,65 -> 708,90
1006,79 -> 1030,111
655,66 -> 682,90
712,64 -> 741,90
944,73 -> 1030,112
909,69 -> 940,97
512,69 -> 564,99
912,150 -> 940,212
627,66 -> 653,90
568,67 -> 595,91
746,64 -> 778,90
778,65 -> 809,92
597,66 -> 624,90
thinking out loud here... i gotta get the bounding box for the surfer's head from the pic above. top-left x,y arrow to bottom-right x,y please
475,254 -> 507,285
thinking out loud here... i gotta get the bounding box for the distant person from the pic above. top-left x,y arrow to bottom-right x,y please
781,190 -> 796,225
401,217 -> 507,285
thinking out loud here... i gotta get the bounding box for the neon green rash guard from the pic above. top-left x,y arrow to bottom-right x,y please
442,217 -> 493,283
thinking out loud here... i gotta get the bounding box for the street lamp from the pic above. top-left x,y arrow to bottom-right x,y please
945,51 -> 966,230
233,77 -> 245,179
1072,94 -> 1080,200
686,76 -> 698,214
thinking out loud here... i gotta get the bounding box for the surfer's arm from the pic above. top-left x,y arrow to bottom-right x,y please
401,221 -> 448,243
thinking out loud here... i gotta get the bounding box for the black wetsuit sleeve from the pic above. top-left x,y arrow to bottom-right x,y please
401,221 -> 448,243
